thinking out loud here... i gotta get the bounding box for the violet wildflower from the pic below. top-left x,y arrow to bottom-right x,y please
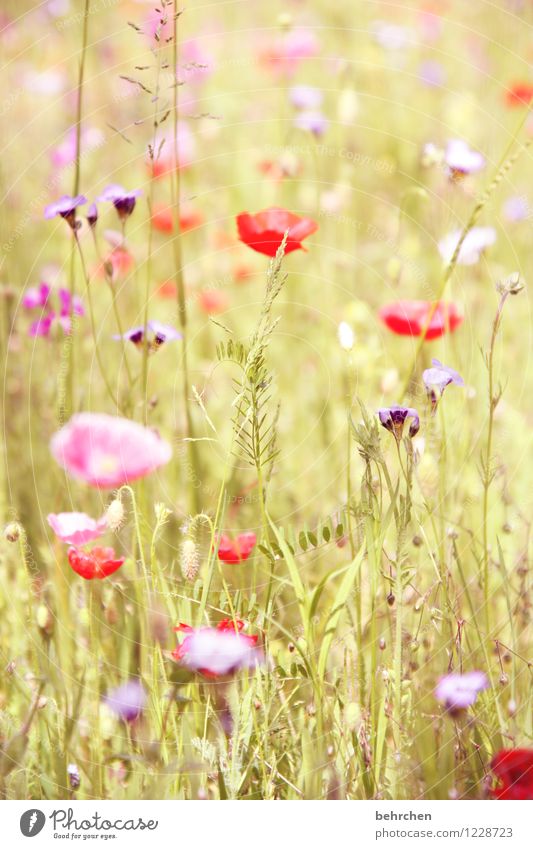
23,284 -> 84,337
378,405 -> 420,441
104,679 -> 147,722
98,184 -> 142,220
289,84 -> 323,109
435,671 -> 489,714
44,194 -> 87,229
294,110 -> 328,137
86,203 -> 98,228
423,358 -> 464,413
67,763 -> 80,790
113,320 -> 182,352
445,139 -> 485,178
438,227 -> 496,266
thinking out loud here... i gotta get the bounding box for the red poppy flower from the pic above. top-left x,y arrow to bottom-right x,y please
68,545 -> 124,580
156,280 -> 176,299
152,203 -> 204,234
504,82 -> 533,108
490,749 -> 533,800
216,532 -> 257,564
236,208 -> 318,256
233,263 -> 254,283
379,300 -> 463,340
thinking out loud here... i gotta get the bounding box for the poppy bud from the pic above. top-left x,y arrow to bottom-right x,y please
106,498 -> 125,532
180,538 -> 199,582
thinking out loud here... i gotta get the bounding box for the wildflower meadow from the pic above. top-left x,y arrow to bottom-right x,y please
0,0 -> 532,813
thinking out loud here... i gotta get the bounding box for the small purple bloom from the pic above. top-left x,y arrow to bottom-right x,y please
23,284 -> 84,338
378,405 -> 420,440
502,195 -> 530,222
87,203 -> 98,228
423,359 -> 464,412
294,110 -> 328,137
114,320 -> 182,351
418,60 -> 446,88
445,139 -> 485,177
67,763 -> 81,790
44,194 -> 87,228
438,227 -> 496,266
98,184 -> 142,220
435,671 -> 489,713
105,679 -> 147,722
289,84 -> 323,110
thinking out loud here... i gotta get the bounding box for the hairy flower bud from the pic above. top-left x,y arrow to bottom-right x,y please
106,498 -> 125,532
181,538 -> 199,582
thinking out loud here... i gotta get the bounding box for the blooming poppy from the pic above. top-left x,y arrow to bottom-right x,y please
434,671 -> 488,714
47,511 -> 108,546
50,413 -> 172,488
172,620 -> 261,677
504,82 -> 533,108
379,300 -> 463,340
68,545 -> 124,580
490,749 -> 533,800
236,207 -> 318,256
216,532 -> 257,564
378,406 -> 420,441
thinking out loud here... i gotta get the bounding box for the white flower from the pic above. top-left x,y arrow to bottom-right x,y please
438,227 -> 496,266
338,321 -> 355,351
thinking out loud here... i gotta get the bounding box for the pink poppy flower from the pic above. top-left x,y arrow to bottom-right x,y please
50,413 -> 172,488
47,511 -> 108,546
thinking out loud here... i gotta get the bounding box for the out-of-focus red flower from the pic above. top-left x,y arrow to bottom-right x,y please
379,300 -> 463,340
504,82 -> 533,108
172,618 -> 258,676
152,202 -> 204,234
233,263 -> 254,283
198,289 -> 229,314
216,532 -> 257,564
97,248 -> 134,280
236,208 -> 318,256
156,280 -> 176,299
490,749 -> 533,800
68,545 -> 124,580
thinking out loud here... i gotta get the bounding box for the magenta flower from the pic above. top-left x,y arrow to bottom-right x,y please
22,284 -> 84,337
378,405 -> 420,440
86,203 -> 98,228
50,413 -> 172,488
435,671 -> 489,713
438,227 -> 496,266
98,184 -> 142,220
177,627 -> 264,676
423,359 -> 464,412
44,194 -> 87,228
47,511 -> 108,546
445,139 -> 485,177
105,679 -> 147,723
113,321 -> 182,351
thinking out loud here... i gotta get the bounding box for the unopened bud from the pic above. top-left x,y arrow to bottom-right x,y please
67,763 -> 81,790
106,498 -> 125,532
3,522 -> 21,543
180,538 -> 199,582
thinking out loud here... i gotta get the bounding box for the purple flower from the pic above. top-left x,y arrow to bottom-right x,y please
113,320 -> 182,351
22,282 -> 51,310
445,139 -> 485,177
435,671 -> 489,713
418,60 -> 446,88
423,359 -> 464,412
87,203 -> 98,228
294,110 -> 328,137
44,194 -> 87,228
180,628 -> 264,676
502,195 -> 530,222
438,227 -> 496,266
23,284 -> 84,338
104,679 -> 147,722
289,85 -> 323,110
98,184 -> 142,220
378,405 -> 420,440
